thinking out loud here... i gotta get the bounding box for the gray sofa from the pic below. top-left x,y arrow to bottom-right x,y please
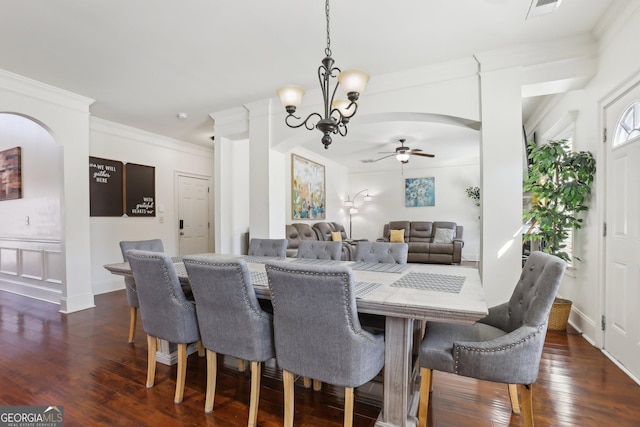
377,221 -> 463,264
285,222 -> 357,260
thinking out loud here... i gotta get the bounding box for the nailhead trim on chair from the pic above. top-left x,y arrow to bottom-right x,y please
135,253 -> 195,311
185,260 -> 270,320
453,324 -> 545,374
266,265 -> 378,343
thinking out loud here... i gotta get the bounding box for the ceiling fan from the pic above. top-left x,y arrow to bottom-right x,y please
362,139 -> 435,164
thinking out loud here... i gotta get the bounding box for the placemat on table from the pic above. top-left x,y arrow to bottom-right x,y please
240,255 -> 285,264
350,262 -> 409,274
250,271 -> 381,299
289,258 -> 342,266
390,272 -> 465,293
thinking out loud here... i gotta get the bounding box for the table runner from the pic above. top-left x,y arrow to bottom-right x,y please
390,272 -> 465,293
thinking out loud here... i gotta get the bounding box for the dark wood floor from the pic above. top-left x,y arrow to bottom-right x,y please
1,290 -> 639,426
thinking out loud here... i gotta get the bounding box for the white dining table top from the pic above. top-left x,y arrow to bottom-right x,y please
104,253 -> 488,325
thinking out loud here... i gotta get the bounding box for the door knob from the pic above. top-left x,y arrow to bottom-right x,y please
180,232 -> 185,236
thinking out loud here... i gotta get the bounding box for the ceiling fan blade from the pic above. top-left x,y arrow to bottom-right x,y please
410,148 -> 423,152
366,153 -> 397,162
377,151 -> 395,154
412,152 -> 435,158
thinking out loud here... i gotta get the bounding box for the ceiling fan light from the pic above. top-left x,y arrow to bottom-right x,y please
396,152 -> 410,162
338,69 -> 370,99
277,85 -> 306,110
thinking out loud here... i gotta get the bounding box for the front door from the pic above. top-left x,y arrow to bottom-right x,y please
604,82 -> 640,380
177,174 -> 210,256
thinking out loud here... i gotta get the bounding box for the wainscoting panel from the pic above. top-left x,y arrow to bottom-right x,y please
21,249 -> 45,280
0,247 -> 18,275
0,238 -> 63,304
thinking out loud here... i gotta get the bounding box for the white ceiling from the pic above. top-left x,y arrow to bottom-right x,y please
0,0 -> 621,172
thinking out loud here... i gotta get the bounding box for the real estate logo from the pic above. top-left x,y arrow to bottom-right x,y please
0,406 -> 64,427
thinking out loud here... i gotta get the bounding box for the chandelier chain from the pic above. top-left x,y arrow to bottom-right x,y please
325,0 -> 331,57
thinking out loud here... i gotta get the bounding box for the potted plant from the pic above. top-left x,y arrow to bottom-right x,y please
522,139 -> 596,330
465,186 -> 480,206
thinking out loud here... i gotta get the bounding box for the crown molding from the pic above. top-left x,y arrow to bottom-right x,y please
0,68 -> 94,112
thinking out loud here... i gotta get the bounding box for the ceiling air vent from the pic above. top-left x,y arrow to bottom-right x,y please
526,0 -> 563,20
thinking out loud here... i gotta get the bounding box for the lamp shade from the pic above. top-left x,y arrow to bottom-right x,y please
363,194 -> 372,202
277,85 -> 306,108
332,99 -> 356,117
344,199 -> 354,207
349,207 -> 358,215
338,69 -> 370,95
396,152 -> 410,162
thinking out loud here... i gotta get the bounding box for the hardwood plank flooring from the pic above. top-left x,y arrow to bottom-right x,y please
0,289 -> 639,426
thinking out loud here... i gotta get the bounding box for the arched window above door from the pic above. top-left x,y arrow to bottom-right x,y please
614,101 -> 640,146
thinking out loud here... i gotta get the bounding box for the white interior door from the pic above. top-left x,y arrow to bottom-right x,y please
604,84 -> 640,379
177,175 -> 210,256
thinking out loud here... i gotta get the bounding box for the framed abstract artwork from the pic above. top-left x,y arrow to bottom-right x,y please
405,177 -> 435,207
0,146 -> 22,201
291,154 -> 325,220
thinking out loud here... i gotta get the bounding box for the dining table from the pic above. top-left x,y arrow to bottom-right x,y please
104,253 -> 487,427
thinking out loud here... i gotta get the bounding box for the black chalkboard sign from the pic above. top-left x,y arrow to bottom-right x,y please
125,163 -> 155,217
89,157 -> 124,216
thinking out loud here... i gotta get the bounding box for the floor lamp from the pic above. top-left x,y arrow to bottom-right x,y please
344,189 -> 372,239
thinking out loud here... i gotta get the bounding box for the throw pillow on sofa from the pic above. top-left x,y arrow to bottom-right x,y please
331,231 -> 342,242
433,227 -> 455,243
390,229 -> 405,243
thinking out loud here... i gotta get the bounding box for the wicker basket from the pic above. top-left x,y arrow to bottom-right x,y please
548,298 -> 572,331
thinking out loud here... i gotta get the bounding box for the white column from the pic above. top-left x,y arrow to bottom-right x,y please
479,66 -> 524,306
210,107 -> 249,253
246,99 -> 286,239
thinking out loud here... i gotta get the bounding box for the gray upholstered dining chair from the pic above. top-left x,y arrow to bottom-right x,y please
183,256 -> 275,424
354,241 -> 409,264
119,239 -> 164,343
126,249 -> 202,404
417,251 -> 566,427
247,238 -> 287,258
295,240 -> 342,260
265,261 -> 385,427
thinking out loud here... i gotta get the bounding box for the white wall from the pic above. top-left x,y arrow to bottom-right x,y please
89,118 -> 214,295
525,5 -> 640,343
0,114 -> 61,238
349,163 -> 481,261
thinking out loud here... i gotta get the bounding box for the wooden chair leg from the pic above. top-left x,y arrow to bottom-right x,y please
418,368 -> 432,427
344,387 -> 354,427
174,343 -> 187,404
128,307 -> 137,343
197,340 -> 205,357
303,377 -> 312,388
283,370 -> 295,427
238,359 -> 247,372
508,383 -> 521,414
520,384 -> 534,427
313,379 -> 322,391
204,349 -> 217,413
248,361 -> 261,427
146,334 -> 157,388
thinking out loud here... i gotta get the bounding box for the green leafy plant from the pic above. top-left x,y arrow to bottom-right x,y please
523,139 -> 596,262
465,186 -> 480,206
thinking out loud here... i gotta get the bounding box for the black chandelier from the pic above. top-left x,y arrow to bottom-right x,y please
276,0 -> 369,149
